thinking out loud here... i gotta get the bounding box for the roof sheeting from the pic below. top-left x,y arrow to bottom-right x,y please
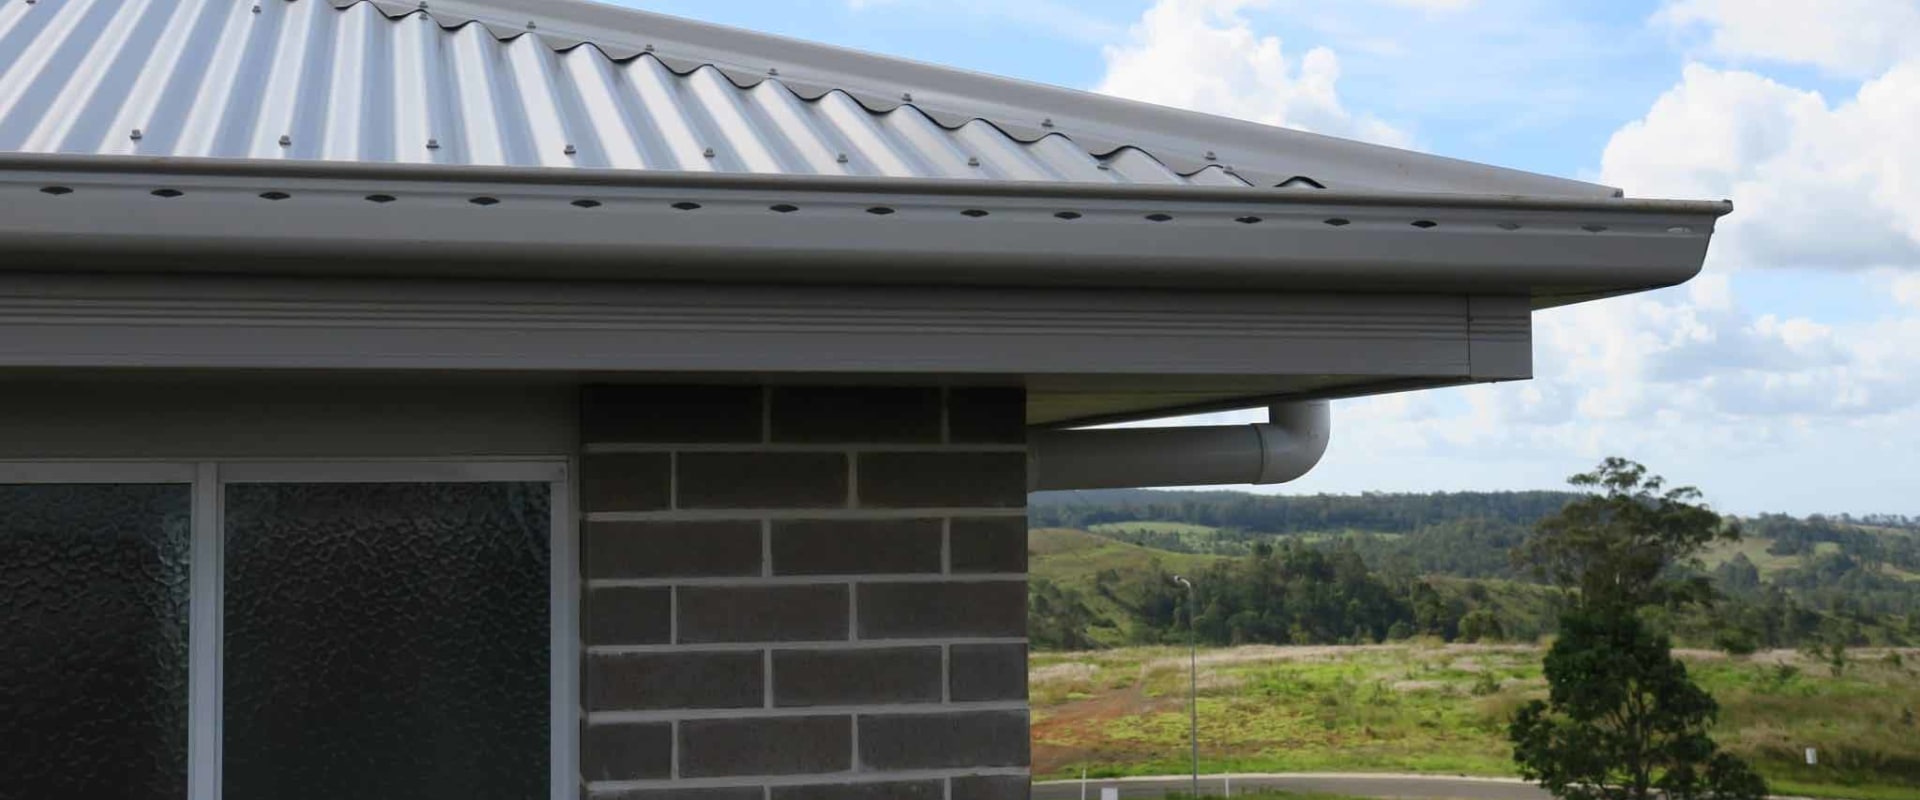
0,0 -> 1253,187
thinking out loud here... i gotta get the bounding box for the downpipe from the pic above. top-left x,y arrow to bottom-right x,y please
1027,401 -> 1331,491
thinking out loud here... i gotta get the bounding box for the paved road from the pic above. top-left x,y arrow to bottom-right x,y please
1033,773 -> 1552,800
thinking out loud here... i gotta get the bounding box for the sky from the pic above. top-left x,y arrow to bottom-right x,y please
609,0 -> 1920,517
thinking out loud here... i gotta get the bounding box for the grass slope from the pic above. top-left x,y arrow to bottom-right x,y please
1031,645 -> 1920,800
1031,528 -> 1227,645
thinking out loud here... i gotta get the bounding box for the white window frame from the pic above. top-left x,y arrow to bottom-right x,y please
0,459 -> 578,800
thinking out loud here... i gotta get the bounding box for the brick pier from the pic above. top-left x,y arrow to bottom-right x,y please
576,386 -> 1032,799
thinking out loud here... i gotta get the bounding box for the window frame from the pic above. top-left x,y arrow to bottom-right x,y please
0,459 -> 577,800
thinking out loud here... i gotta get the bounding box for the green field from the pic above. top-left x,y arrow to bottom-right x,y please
1031,528 -> 1225,645
1031,644 -> 1920,800
1701,536 -> 1920,583
1032,527 -> 1224,583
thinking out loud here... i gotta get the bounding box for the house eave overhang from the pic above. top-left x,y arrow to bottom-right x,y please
0,154 -> 1730,304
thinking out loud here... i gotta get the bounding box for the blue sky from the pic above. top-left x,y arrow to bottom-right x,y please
612,0 -> 1920,516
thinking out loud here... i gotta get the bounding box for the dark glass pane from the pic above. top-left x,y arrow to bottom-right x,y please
222,482 -> 550,800
0,483 -> 192,800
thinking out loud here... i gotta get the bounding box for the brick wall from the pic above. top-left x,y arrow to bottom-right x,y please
578,385 -> 1030,799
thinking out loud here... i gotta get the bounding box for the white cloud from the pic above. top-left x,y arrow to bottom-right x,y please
841,0 -> 1125,46
1086,1 -> 1920,513
1094,0 -> 1412,147
1656,0 -> 1920,76
1446,34 -> 1920,510
1895,273 -> 1920,309
1382,0 -> 1476,10
1601,62 -> 1920,272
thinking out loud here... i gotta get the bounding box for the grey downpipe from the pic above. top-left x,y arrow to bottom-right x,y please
1027,401 -> 1332,491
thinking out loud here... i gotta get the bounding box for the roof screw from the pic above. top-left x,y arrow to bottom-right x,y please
966,156 -> 980,168
644,44 -> 655,53
1041,118 -> 1055,128
836,153 -> 850,164
703,147 -> 716,159
426,138 -> 440,150
1097,162 -> 1111,171
129,128 -> 143,141
768,67 -> 780,76
564,144 -> 578,156
526,20 -> 537,30
901,92 -> 913,102
252,4 -> 261,12
279,134 -> 292,147
1205,151 -> 1218,161
418,1 -> 428,8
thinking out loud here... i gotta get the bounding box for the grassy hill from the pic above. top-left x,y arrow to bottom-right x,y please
1030,528 -> 1226,646
1031,644 -> 1920,800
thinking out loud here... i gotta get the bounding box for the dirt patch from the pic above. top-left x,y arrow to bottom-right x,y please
1032,664 -> 1180,773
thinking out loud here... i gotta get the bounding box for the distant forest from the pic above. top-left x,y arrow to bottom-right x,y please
1027,489 -> 1920,652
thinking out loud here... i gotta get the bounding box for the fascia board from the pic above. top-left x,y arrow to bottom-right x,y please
344,0 -> 1620,197
0,156 -> 1728,298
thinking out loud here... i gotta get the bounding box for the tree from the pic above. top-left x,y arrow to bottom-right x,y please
1512,611 -> 1767,800
1512,458 -> 1731,611
1509,459 -> 1767,800
1460,608 -> 1505,643
1028,578 -> 1104,651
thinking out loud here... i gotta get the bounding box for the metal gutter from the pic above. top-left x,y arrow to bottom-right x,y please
0,155 -> 1728,300
0,154 -> 1735,216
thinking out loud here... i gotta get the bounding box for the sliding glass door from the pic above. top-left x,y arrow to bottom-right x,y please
0,462 -> 573,800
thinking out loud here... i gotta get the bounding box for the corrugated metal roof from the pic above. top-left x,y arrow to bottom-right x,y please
0,0 -> 1255,187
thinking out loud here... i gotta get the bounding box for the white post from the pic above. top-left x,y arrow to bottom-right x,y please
1100,788 -> 1120,800
1807,748 -> 1819,766
1081,767 -> 1088,800
1226,775 -> 1232,796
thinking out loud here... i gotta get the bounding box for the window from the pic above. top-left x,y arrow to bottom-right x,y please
0,462 -> 576,800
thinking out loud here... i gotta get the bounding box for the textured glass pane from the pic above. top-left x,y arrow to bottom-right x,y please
0,484 -> 192,800
223,482 -> 550,800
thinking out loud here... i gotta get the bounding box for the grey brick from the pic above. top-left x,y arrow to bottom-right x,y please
772,519 -> 942,576
678,452 -> 849,510
857,453 -> 1026,509
581,723 -> 671,781
952,775 -> 1032,800
949,644 -> 1028,702
773,781 -> 943,800
859,711 -> 1030,769
858,581 -> 1026,639
596,789 -> 763,800
771,387 -> 942,443
581,454 -> 672,513
586,521 -> 763,579
950,517 -> 1028,574
678,585 -> 849,643
585,587 -> 672,646
948,387 -> 1027,444
586,652 -> 763,711
582,385 -> 763,444
679,716 -> 851,778
773,647 -> 942,707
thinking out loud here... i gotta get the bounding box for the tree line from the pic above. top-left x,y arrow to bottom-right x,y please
1029,489 -> 1920,652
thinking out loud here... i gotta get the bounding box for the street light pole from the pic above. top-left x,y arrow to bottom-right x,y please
1173,575 -> 1198,798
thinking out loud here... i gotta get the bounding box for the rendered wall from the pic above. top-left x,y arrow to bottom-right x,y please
578,385 -> 1031,799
